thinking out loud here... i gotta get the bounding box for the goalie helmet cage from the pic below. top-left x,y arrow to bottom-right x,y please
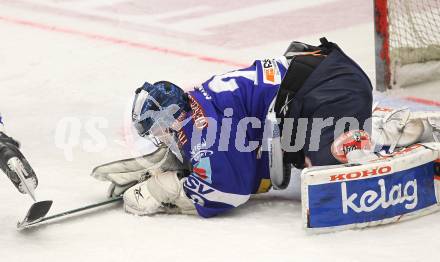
374,0 -> 440,91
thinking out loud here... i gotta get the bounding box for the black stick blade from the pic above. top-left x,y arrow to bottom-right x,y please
17,200 -> 53,229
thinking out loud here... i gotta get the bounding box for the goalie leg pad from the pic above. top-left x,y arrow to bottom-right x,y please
302,142 -> 440,232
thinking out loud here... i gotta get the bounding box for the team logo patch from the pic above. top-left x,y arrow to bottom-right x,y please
262,59 -> 281,84
190,139 -> 214,162
193,157 -> 212,183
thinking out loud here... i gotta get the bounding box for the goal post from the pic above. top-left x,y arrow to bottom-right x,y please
374,0 -> 440,91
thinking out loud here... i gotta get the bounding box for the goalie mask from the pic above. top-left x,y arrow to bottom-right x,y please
132,81 -> 190,162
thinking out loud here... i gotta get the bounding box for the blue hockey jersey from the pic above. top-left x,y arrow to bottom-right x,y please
179,57 -> 289,218
179,46 -> 372,218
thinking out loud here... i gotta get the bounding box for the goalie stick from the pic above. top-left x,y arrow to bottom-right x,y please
17,200 -> 53,228
17,196 -> 123,230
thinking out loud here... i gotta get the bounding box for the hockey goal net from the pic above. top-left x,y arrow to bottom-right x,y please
375,0 -> 440,90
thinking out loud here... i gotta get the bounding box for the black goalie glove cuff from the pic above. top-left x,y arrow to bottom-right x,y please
0,132 -> 38,196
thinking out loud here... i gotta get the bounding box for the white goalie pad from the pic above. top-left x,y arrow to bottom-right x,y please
301,142 -> 440,233
372,107 -> 440,151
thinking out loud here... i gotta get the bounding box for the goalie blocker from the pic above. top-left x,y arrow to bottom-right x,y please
302,143 -> 440,232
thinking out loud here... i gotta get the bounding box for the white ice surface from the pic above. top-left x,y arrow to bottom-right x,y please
0,1 -> 439,261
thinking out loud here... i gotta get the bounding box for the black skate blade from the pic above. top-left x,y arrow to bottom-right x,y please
17,200 -> 53,229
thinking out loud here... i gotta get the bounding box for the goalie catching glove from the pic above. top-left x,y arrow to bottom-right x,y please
331,107 -> 440,165
91,146 -> 196,215
372,107 -> 440,152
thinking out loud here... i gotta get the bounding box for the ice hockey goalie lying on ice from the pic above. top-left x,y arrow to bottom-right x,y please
92,38 -> 375,218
